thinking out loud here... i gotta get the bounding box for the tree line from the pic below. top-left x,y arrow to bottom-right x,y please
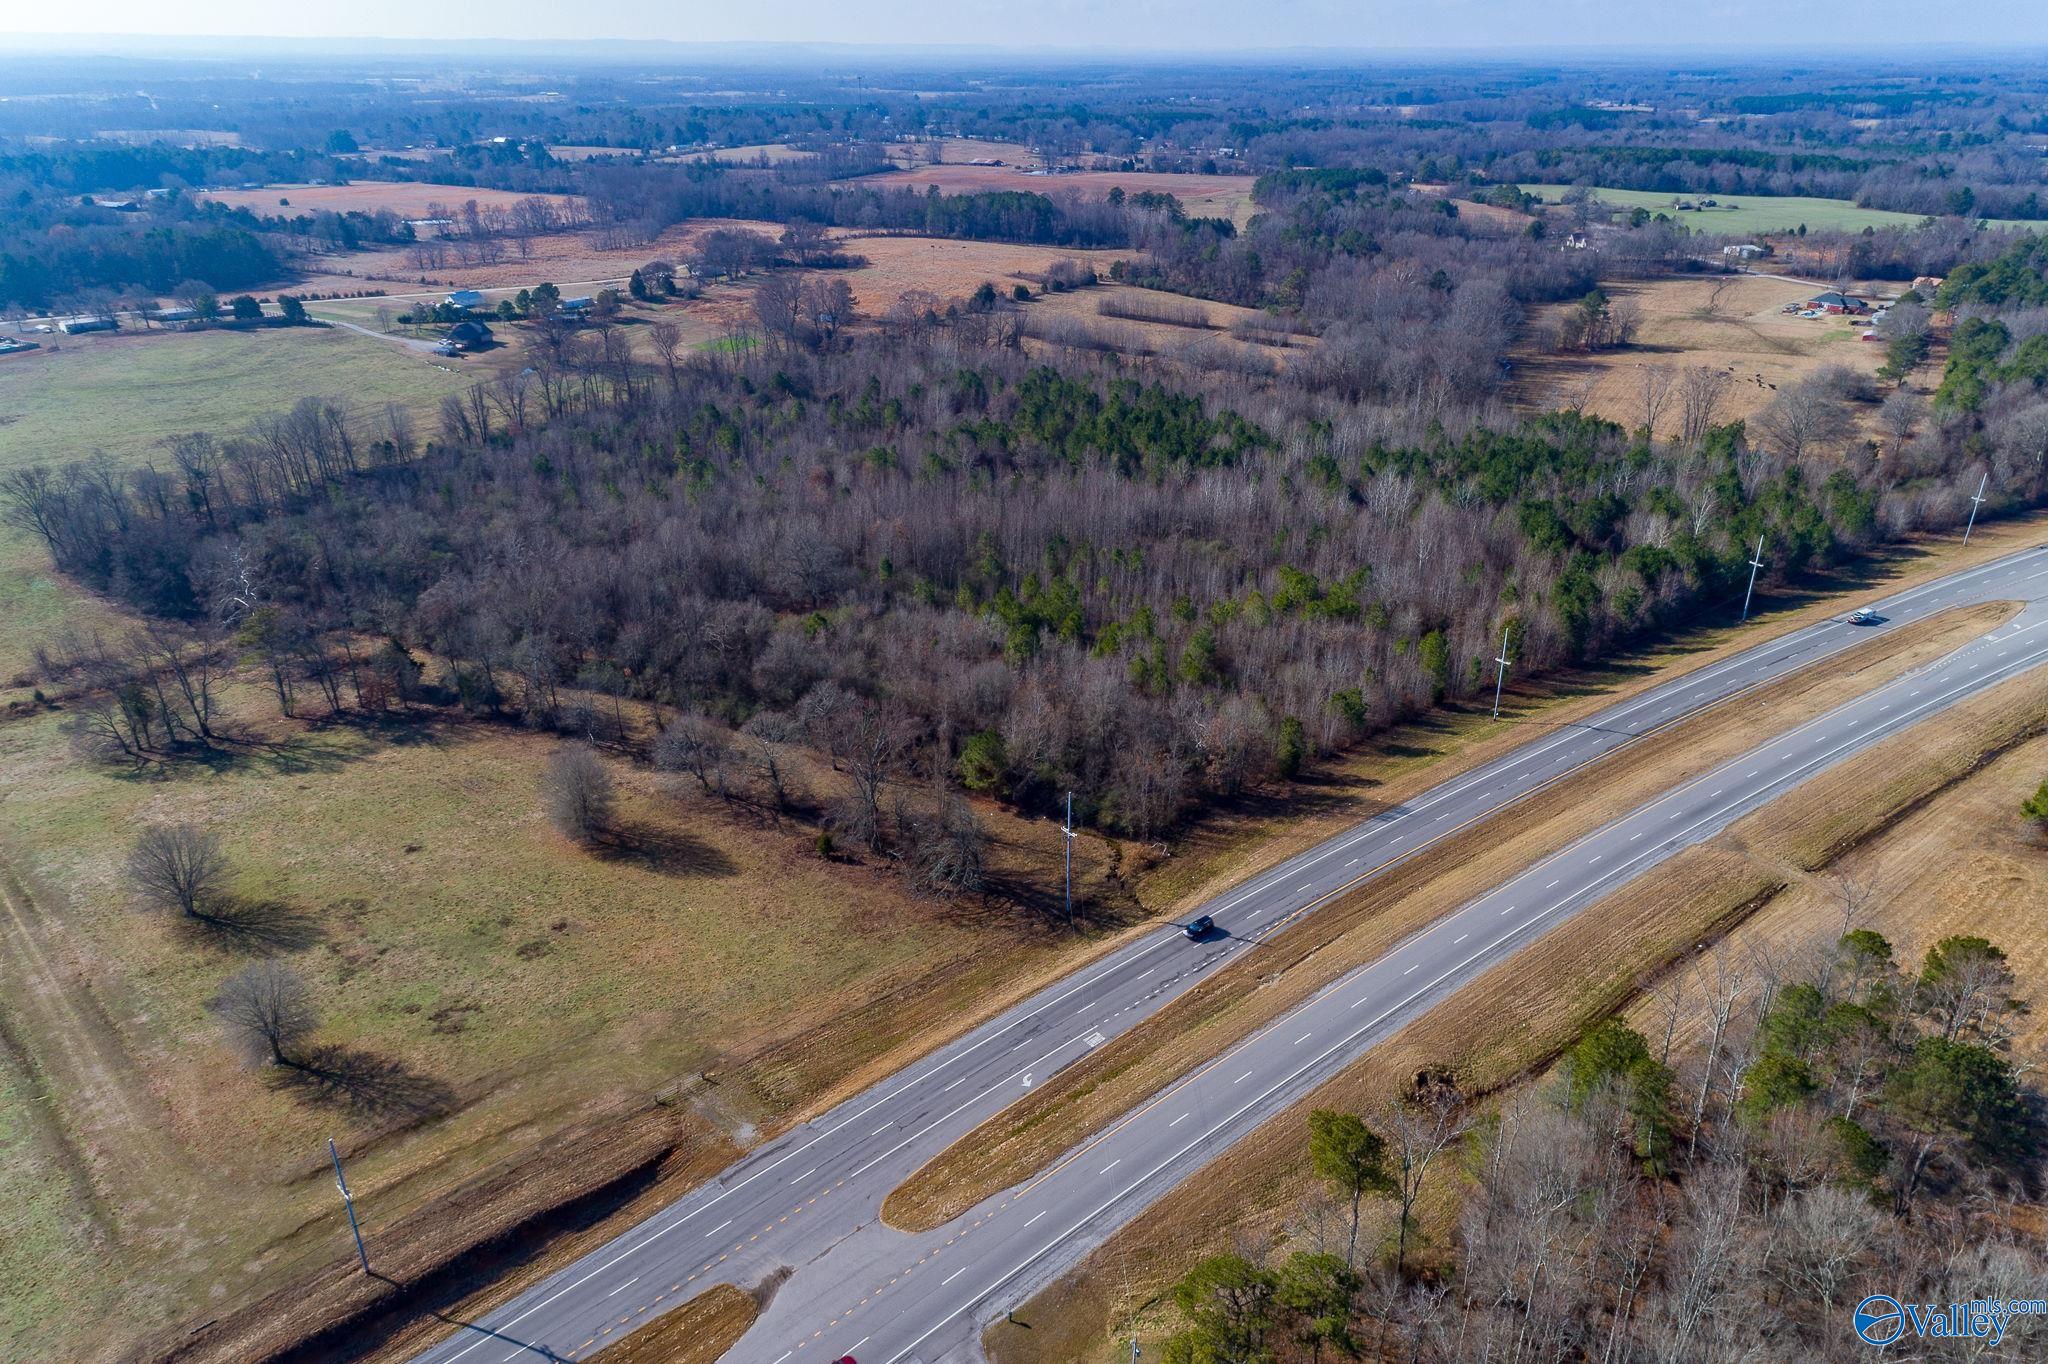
1156,919 -> 2039,1363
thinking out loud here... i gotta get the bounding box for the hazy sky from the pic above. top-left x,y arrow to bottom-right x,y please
6,0 -> 2048,51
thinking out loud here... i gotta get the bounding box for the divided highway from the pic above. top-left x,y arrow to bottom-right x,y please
411,541 -> 2048,1364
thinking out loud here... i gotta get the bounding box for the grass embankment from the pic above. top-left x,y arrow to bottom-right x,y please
884,600 -> 2019,1233
584,1284 -> 760,1364
987,664 -> 2048,1364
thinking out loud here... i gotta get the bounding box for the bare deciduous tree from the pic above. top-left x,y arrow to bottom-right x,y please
211,961 -> 317,1067
1677,366 -> 1730,446
1636,365 -> 1676,437
127,823 -> 228,919
901,792 -> 989,896
544,743 -> 617,845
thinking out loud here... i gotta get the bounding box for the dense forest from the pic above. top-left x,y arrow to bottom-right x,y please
7,321 -> 2032,841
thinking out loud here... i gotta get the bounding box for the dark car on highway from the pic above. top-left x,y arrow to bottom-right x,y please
1184,914 -> 1215,939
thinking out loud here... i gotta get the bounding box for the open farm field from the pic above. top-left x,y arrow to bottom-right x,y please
285,217 -> 785,295
0,683 -> 1139,1363
1519,183 -> 2039,235
888,137 -> 1043,168
826,232 -> 1131,313
199,180 -> 583,221
842,164 -> 1258,226
669,142 -> 816,164
1513,272 -> 1906,436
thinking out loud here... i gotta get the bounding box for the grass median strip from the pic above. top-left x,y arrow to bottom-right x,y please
985,664 -> 2048,1364
883,600 -> 2020,1233
584,1282 -> 758,1364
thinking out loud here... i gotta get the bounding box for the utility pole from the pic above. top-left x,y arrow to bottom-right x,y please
1741,534 -> 1766,622
1963,471 -> 1989,544
1490,626 -> 1512,720
329,1139 -> 370,1274
1062,790 -> 1075,927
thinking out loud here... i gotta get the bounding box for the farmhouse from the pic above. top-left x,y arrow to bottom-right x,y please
445,289 -> 486,310
1722,242 -> 1766,260
560,296 -> 594,314
58,315 -> 118,334
442,319 -> 494,351
1806,290 -> 1871,315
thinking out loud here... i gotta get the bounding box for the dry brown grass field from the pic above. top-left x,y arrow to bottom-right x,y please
282,217 -> 787,296
200,181 -> 583,221
1514,273 -> 1906,437
669,142 -> 817,165
1623,703 -> 2048,1059
0,676 -> 1145,1363
986,663 -> 2048,1364
823,233 -> 1131,314
842,164 -> 1259,227
887,137 -> 1045,169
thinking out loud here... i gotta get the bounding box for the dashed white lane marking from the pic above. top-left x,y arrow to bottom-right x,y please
606,1277 -> 638,1298
705,1219 -> 732,1238
1025,1209 -> 1047,1227
1500,902 -> 1518,914
1295,1033 -> 1312,1044
942,1266 -> 969,1285
1403,963 -> 1419,974
1545,879 -> 1561,888
1453,933 -> 1468,944
792,1168 -> 817,1184
1169,1112 -> 1190,1126
872,1123 -> 892,1136
1235,1071 -> 1253,1084
1100,1159 -> 1121,1175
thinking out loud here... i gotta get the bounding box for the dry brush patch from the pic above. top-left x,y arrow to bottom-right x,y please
985,662 -> 2048,1364
1633,719 -> 2048,1062
883,600 -> 2018,1232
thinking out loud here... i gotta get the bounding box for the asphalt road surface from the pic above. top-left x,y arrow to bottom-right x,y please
410,540 -> 2048,1364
